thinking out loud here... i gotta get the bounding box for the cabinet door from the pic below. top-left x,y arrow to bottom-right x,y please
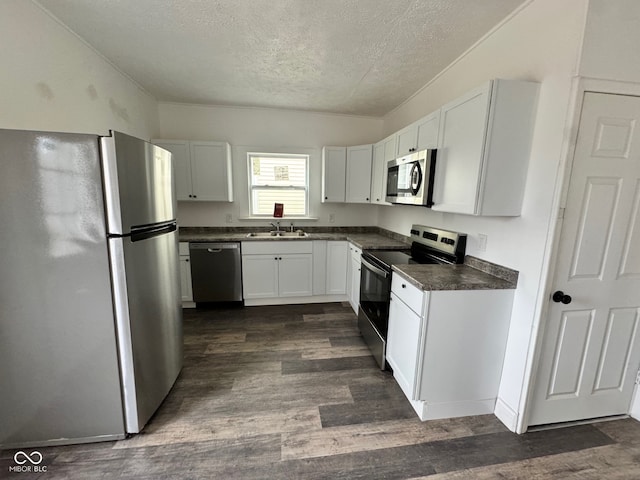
370,141 -> 386,204
415,110 -> 440,150
346,144 -> 372,203
190,142 -> 233,202
241,255 -> 279,298
153,140 -> 191,201
396,124 -> 418,156
179,255 -> 193,302
433,82 -> 491,215
278,254 -> 313,297
383,135 -> 397,162
326,241 -> 348,294
387,293 -> 422,400
321,147 -> 346,202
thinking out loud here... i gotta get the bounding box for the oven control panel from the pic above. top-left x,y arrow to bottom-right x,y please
410,224 -> 467,259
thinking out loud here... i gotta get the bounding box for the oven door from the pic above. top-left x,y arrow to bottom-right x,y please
359,256 -> 391,336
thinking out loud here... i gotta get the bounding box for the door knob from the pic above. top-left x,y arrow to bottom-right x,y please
552,290 -> 572,304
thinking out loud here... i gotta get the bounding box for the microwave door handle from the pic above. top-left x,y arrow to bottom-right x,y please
361,258 -> 389,278
410,163 -> 423,195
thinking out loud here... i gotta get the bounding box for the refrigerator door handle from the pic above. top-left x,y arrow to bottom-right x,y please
130,222 -> 177,242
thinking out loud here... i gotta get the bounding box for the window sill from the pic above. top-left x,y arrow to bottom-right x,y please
238,216 -> 319,221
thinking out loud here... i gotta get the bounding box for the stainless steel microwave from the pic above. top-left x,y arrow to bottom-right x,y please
385,149 -> 437,206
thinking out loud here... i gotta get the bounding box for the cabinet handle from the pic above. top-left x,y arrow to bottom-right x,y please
193,195 -> 197,198
402,284 -> 406,288
186,259 -> 189,262
274,257 -> 278,260
279,257 -> 282,260
366,197 -> 369,201
325,196 -> 328,200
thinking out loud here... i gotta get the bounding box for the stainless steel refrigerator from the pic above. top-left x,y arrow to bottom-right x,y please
0,129 -> 183,448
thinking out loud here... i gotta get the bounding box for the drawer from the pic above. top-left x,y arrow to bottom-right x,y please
179,242 -> 190,255
391,272 -> 424,314
241,240 -> 313,255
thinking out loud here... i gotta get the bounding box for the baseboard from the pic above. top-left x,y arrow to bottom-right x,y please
182,301 -> 196,309
417,398 -> 497,421
243,294 -> 348,306
494,397 -> 519,432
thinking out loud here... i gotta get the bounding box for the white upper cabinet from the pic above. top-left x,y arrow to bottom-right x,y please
152,139 -> 233,202
371,134 -> 396,205
371,141 -> 386,205
152,140 -> 191,200
395,110 -> 440,157
432,79 -> 539,216
346,144 -> 373,203
321,146 -> 346,203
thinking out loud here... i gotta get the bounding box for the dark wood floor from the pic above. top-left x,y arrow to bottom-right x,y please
2,303 -> 640,479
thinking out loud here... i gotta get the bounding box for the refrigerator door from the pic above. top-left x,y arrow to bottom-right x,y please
109,228 -> 183,433
101,131 -> 176,235
0,129 -> 125,447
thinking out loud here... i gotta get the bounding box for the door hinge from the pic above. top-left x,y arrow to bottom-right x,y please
558,207 -> 565,220
636,368 -> 640,385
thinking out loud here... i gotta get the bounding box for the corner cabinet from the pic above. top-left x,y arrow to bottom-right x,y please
346,145 -> 373,203
386,273 -> 514,421
321,145 -> 373,204
152,139 -> 233,202
432,79 -> 539,216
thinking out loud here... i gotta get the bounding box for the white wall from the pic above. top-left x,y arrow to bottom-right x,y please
378,0 -> 589,429
0,0 -> 158,139
158,103 -> 383,227
580,0 -> 640,84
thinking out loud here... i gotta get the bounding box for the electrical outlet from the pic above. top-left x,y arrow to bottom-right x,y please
225,213 -> 233,223
329,213 -> 335,223
477,233 -> 488,252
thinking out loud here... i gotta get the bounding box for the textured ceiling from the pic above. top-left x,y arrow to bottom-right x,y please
36,0 -> 526,116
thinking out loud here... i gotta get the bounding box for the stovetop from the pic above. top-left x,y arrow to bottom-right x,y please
363,225 -> 467,271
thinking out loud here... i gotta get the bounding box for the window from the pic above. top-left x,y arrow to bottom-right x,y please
248,153 -> 309,216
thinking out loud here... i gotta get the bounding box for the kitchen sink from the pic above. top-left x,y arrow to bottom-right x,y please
246,231 -> 309,238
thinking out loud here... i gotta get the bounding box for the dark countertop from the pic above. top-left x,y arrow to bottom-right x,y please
178,229 -> 409,250
392,262 -> 517,291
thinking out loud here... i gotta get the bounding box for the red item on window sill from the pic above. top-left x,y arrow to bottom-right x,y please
273,203 -> 284,217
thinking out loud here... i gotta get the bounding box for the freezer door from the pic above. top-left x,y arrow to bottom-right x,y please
101,131 -> 176,235
109,229 -> 183,433
0,129 -> 125,447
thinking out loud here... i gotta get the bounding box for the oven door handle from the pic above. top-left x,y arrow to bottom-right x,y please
361,258 -> 389,278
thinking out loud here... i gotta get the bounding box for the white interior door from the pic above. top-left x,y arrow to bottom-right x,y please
529,92 -> 640,426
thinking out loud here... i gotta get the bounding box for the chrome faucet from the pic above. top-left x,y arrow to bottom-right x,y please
289,222 -> 295,232
270,221 -> 280,232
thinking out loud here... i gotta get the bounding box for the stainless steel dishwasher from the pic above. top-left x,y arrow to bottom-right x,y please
189,242 -> 243,302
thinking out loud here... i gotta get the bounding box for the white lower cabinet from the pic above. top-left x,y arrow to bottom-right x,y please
347,243 -> 362,314
387,292 -> 421,398
326,241 -> 349,295
241,242 -> 313,300
178,242 -> 195,307
386,272 -> 514,421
